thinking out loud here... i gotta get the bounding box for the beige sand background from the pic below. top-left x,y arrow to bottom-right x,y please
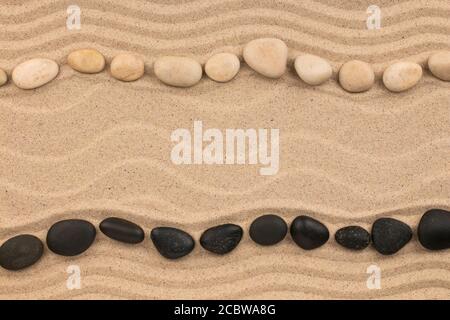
0,0 -> 449,299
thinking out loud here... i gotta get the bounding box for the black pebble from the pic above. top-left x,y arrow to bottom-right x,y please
0,235 -> 44,271
200,224 -> 243,255
371,218 -> 412,255
335,226 -> 370,250
46,219 -> 96,256
418,209 -> 450,250
290,215 -> 329,250
151,227 -> 195,259
249,214 -> 287,246
100,217 -> 145,244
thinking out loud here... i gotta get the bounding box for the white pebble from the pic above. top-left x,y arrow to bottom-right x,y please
205,53 -> 240,82
243,38 -> 288,78
12,58 -> 59,90
153,56 -> 202,87
383,61 -> 422,92
428,51 -> 450,81
294,54 -> 332,86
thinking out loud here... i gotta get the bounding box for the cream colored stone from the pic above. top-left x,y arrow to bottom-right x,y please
205,53 -> 240,82
339,60 -> 374,93
294,54 -> 332,86
383,61 -> 422,92
12,58 -> 59,90
428,51 -> 450,81
243,38 -> 288,78
0,69 -> 7,87
153,56 -> 202,87
110,53 -> 145,82
68,49 -> 105,74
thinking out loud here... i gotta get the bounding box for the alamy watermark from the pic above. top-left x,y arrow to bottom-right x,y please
170,121 -> 279,175
366,5 -> 381,30
366,264 -> 381,289
67,5 -> 81,30
66,265 -> 81,290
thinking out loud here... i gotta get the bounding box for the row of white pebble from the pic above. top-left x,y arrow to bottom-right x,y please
1,38 -> 449,92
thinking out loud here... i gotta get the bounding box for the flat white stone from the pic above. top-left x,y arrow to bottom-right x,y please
153,56 -> 202,87
205,53 -> 240,82
383,61 -> 422,92
294,54 -> 332,85
12,58 -> 59,90
428,51 -> 450,81
243,38 -> 288,78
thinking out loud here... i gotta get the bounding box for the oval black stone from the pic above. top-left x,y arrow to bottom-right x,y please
46,219 -> 96,256
0,235 -> 44,271
249,214 -> 287,246
335,226 -> 370,250
100,217 -> 145,244
418,209 -> 450,250
200,224 -> 243,255
290,215 -> 329,250
151,227 -> 195,259
371,218 -> 412,255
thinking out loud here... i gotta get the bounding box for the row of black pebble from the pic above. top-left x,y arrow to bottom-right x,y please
0,209 -> 449,271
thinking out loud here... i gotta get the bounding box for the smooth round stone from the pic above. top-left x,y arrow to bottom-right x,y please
99,217 -> 145,244
68,49 -> 105,74
335,226 -> 370,250
383,61 -> 422,92
418,209 -> 450,250
249,214 -> 287,246
243,38 -> 288,78
0,69 -> 7,87
205,53 -> 240,82
153,56 -> 202,87
294,54 -> 332,85
0,235 -> 44,271
151,227 -> 195,259
46,219 -> 96,256
12,58 -> 59,89
110,53 -> 145,82
428,51 -> 450,81
339,60 -> 374,93
290,215 -> 329,250
371,218 -> 412,255
200,224 -> 243,255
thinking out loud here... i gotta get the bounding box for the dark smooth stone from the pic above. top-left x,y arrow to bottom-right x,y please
151,227 -> 195,259
249,214 -> 287,246
100,217 -> 145,244
335,226 -> 370,250
371,218 -> 412,255
290,215 -> 329,250
200,224 -> 243,255
46,219 -> 96,256
418,209 -> 450,250
0,235 -> 44,271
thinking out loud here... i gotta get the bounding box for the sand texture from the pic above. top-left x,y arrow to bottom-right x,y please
0,0 -> 450,299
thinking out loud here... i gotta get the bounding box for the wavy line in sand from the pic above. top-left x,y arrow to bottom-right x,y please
0,118 -> 448,163
1,25 -> 449,57
1,264 -> 449,294
1,199 -> 448,233
2,9 -> 450,42
1,0 -> 449,20
0,156 -> 449,199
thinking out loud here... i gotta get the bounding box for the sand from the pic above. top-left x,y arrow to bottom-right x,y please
0,0 -> 449,299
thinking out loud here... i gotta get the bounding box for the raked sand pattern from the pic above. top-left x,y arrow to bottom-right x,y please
1,0 -> 450,299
